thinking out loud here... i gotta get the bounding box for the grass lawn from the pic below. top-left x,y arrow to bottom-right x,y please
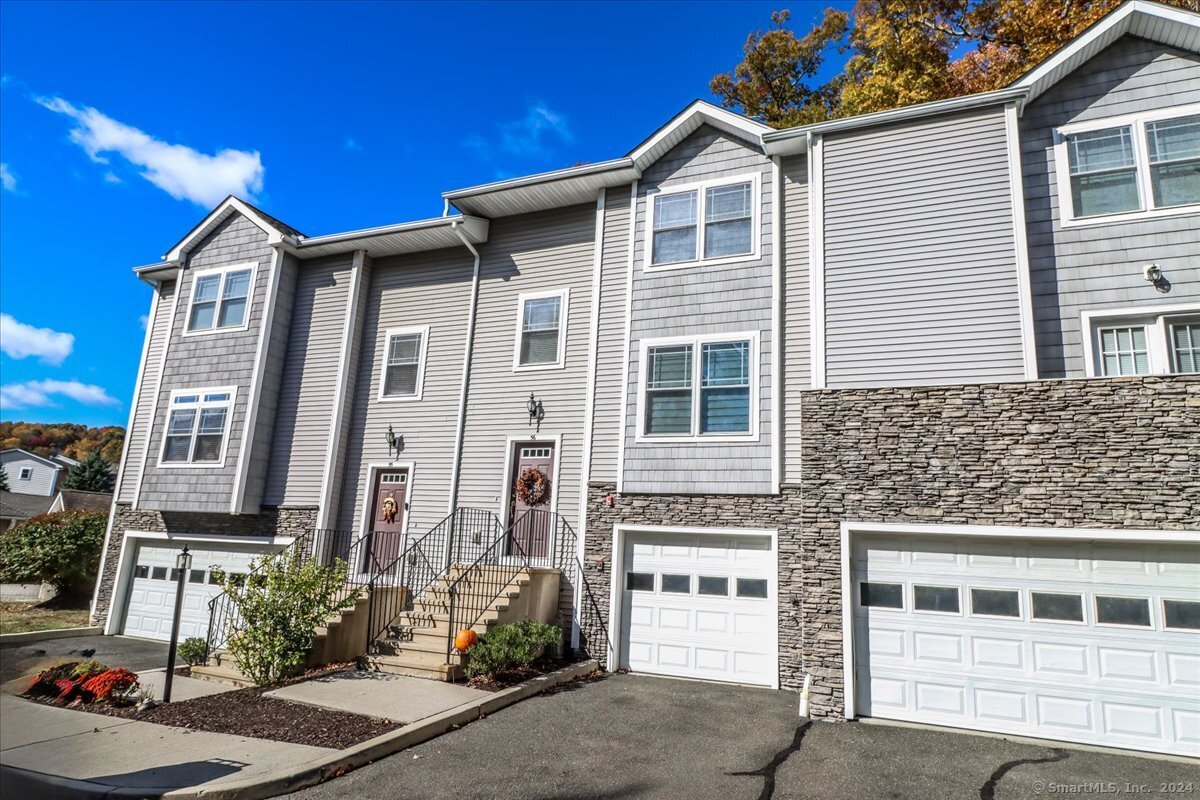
0,602 -> 90,635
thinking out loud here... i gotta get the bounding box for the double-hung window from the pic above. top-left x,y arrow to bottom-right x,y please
379,327 -> 428,400
1058,104 -> 1200,223
513,290 -> 568,370
161,389 -> 235,465
641,333 -> 757,440
648,175 -> 757,267
186,263 -> 254,332
1084,306 -> 1200,377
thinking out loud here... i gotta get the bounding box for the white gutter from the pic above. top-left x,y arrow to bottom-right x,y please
286,215 -> 480,249
447,220 -> 483,519
443,158 -> 637,202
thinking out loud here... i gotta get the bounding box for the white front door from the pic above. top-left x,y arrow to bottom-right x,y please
851,533 -> 1200,757
123,541 -> 280,642
619,530 -> 776,687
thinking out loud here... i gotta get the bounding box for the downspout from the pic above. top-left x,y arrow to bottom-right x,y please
447,221 -> 483,543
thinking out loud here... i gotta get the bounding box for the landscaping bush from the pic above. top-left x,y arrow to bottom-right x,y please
0,510 -> 106,601
178,637 -> 208,667
463,620 -> 562,679
213,553 -> 358,687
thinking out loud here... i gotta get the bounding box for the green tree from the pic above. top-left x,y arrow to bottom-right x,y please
0,469 -> 9,492
0,510 -> 107,601
62,450 -> 114,492
712,1 -> 1199,127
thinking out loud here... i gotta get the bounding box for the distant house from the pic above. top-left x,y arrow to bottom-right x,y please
0,449 -> 68,497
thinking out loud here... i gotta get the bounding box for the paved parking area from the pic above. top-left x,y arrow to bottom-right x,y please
0,635 -> 169,685
285,673 -> 1199,800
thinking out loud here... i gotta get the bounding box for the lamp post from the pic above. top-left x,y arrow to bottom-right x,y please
163,545 -> 192,703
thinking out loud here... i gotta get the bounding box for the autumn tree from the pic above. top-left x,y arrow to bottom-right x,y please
0,422 -> 124,464
62,450 -> 115,493
712,0 -> 1198,127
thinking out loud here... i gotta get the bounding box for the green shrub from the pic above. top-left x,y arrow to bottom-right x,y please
0,511 -> 106,600
178,637 -> 208,666
213,553 -> 357,687
464,620 -> 562,679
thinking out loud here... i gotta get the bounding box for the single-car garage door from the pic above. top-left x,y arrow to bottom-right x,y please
851,533 -> 1200,757
619,530 -> 776,687
123,540 -> 281,641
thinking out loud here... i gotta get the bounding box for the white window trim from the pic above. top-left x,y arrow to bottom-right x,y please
1053,102 -> 1200,229
512,288 -> 570,372
182,261 -> 257,337
18,467 -> 32,480
377,325 -> 430,402
156,386 -> 237,469
643,173 -> 762,272
1080,303 -> 1200,378
635,330 -> 760,444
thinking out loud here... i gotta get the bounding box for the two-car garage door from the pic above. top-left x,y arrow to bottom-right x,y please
122,540 -> 281,641
851,533 -> 1200,757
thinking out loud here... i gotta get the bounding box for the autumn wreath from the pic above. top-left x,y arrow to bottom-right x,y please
515,467 -> 550,506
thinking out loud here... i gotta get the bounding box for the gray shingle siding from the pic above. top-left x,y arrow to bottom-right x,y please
139,213 -> 273,513
1020,36 -> 1200,379
118,279 -> 175,502
622,125 -> 775,495
821,106 -> 1027,388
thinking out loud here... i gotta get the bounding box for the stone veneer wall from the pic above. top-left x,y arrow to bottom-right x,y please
580,376 -> 1199,719
91,503 -> 319,626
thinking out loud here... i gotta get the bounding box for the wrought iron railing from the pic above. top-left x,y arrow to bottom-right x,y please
364,507 -> 502,649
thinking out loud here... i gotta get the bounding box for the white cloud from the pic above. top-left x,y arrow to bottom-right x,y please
37,95 -> 264,206
0,379 -> 119,410
466,102 -> 574,161
103,170 -> 122,184
344,136 -> 363,152
0,314 -> 74,364
0,163 -> 15,192
139,314 -> 149,330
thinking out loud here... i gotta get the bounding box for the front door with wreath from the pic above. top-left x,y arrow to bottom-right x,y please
508,443 -> 555,559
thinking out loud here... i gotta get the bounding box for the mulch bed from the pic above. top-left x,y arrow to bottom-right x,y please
464,657 -> 573,692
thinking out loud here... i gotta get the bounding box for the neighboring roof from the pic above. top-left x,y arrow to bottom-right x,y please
55,489 -> 114,513
0,491 -> 54,521
51,453 -> 80,468
0,449 -> 65,471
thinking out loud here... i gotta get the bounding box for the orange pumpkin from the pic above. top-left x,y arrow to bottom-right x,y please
454,629 -> 478,652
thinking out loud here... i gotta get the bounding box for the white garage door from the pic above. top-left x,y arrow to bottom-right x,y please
619,531 -> 776,687
123,540 -> 280,641
852,534 -> 1200,757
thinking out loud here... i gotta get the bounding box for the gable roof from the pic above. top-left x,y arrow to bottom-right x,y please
55,489 -> 114,513
1,449 -> 65,471
163,196 -> 305,262
0,491 -> 55,521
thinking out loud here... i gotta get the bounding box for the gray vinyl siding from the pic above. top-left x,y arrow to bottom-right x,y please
262,254 -> 353,508
1020,36 -> 1200,379
1,453 -> 61,497
821,106 -> 1026,387
336,249 -> 475,537
456,204 -> 596,528
780,154 -> 809,485
622,126 -> 775,495
587,184 -> 632,485
118,279 -> 175,502
139,213 -> 273,513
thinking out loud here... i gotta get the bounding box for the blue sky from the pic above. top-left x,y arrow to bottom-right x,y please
0,0 -> 852,428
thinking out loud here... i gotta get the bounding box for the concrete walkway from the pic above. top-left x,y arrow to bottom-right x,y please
264,669 -> 486,723
137,669 -> 236,702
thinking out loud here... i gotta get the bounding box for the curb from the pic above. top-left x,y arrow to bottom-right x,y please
0,659 -> 601,800
0,626 -> 103,645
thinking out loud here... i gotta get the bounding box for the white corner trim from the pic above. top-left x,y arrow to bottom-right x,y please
376,324 -> 432,403
230,248 -> 283,513
448,225 -> 483,515
356,462 -> 417,544
576,188 -> 607,648
91,285 -> 161,618
180,261 -> 259,338
1079,303 -> 1200,378
607,523 -> 780,688
1004,103 -> 1039,381
511,288 -> 571,372
132,269 -> 182,509
615,179 -> 638,494
808,134 -> 827,390
770,156 -> 783,493
317,250 -> 366,530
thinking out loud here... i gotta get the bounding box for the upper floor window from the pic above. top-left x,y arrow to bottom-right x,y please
1058,104 -> 1200,225
186,263 -> 254,333
513,290 -> 568,371
18,467 -> 32,480
160,388 -> 235,466
647,175 -> 759,268
1083,306 -> 1200,377
638,333 -> 758,441
379,327 -> 428,401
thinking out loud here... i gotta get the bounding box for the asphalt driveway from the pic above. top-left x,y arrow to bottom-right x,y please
285,673 -> 1199,800
0,635 -> 169,685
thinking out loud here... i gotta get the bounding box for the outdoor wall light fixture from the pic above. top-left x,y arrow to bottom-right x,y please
527,393 -> 544,425
1143,263 -> 1163,283
385,425 -> 403,461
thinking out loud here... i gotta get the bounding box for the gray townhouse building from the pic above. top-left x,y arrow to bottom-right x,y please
91,1 -> 1198,758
